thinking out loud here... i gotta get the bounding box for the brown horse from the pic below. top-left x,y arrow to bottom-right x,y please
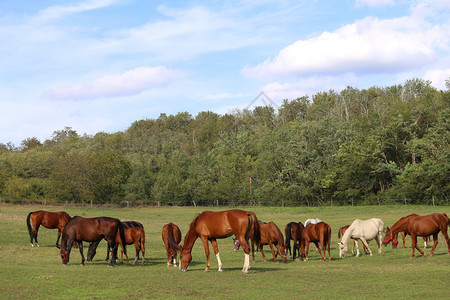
338,225 -> 370,254
27,210 -> 71,248
387,214 -> 431,249
251,221 -> 287,263
87,221 -> 145,265
59,216 -> 126,266
300,222 -> 331,261
383,213 -> 449,258
179,209 -> 259,273
285,222 -> 304,260
162,223 -> 182,267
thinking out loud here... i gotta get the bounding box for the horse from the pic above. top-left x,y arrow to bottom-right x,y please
26,210 -> 72,248
250,221 -> 286,263
383,213 -> 450,258
87,221 -> 145,265
339,225 -> 371,254
338,218 -> 384,258
300,222 -> 331,261
162,222 -> 182,267
386,214 -> 431,249
59,216 -> 126,267
304,218 -> 322,226
285,222 -> 304,260
179,209 -> 259,273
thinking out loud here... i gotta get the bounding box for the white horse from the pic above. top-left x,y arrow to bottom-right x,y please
305,218 -> 322,226
338,218 -> 384,258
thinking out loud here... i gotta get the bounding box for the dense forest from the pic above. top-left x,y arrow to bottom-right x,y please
1,78 -> 449,206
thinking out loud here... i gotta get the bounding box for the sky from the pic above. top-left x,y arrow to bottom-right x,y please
1,0 -> 449,146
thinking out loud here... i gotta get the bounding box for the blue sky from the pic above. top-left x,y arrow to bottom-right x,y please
1,0 -> 449,145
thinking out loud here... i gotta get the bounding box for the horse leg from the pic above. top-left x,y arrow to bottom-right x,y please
140,238 -> 145,266
352,240 -> 356,254
401,232 -> 406,248
305,242 -> 310,261
64,238 -> 75,265
200,237 -> 211,272
56,230 -> 61,249
259,245 -> 267,262
209,239 -> 222,272
359,237 -> 372,256
354,240 -> 360,257
429,233 -> 439,256
268,243 -> 278,263
133,240 -> 140,265
79,242 -> 85,266
33,224 -> 40,247
105,243 -> 110,262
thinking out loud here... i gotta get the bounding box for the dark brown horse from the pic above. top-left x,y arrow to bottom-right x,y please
251,221 -> 287,263
338,225 -> 369,254
383,213 -> 449,258
27,210 -> 71,248
285,222 -> 304,260
87,221 -> 145,265
300,222 -> 331,261
179,209 -> 259,273
59,216 -> 126,267
162,222 -> 182,267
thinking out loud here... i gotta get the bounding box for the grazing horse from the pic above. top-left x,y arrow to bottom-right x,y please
388,214 -> 431,249
383,213 -> 450,258
285,222 -> 304,260
304,218 -> 322,226
87,221 -> 145,265
338,218 -> 384,258
300,222 -> 331,261
162,222 -> 182,267
59,216 -> 126,267
250,221 -> 287,263
26,210 -> 71,248
179,210 -> 259,273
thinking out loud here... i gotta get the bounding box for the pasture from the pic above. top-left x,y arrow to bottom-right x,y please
0,204 -> 448,299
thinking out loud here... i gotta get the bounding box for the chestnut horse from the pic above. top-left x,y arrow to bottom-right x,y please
162,222 -> 182,267
59,216 -> 126,266
383,213 -> 449,258
87,221 -> 145,265
338,218 -> 384,258
285,222 -> 304,260
27,210 -> 71,248
386,214 -> 431,249
300,222 -> 331,261
250,221 -> 287,263
179,210 -> 259,273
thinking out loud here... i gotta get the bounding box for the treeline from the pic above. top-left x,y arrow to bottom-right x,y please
1,78 -> 449,206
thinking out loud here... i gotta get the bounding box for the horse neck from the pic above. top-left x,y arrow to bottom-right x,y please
341,225 -> 354,244
391,218 -> 408,235
182,225 -> 198,252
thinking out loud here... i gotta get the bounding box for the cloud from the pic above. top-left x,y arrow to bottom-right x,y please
42,66 -> 183,100
355,0 -> 395,8
243,15 -> 443,79
35,0 -> 119,22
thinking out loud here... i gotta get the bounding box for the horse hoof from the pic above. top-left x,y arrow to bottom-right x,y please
80,264 -> 84,266
242,270 -> 248,274
31,243 -> 34,247
63,264 -> 67,267
36,244 -> 40,248
204,268 -> 210,272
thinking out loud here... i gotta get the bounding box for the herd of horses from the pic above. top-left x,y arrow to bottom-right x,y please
26,209 -> 450,272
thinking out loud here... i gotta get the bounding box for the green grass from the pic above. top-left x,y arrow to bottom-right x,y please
0,204 -> 449,299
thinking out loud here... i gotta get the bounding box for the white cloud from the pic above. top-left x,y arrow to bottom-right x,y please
42,66 -> 183,100
35,0 -> 119,22
423,67 -> 450,90
355,0 -> 395,8
243,15 -> 444,79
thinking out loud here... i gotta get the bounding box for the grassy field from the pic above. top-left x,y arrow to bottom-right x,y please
0,204 -> 449,299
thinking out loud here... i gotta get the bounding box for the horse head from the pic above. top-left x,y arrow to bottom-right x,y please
278,244 -> 288,262
233,238 -> 241,252
338,241 -> 348,258
179,245 -> 192,272
382,227 -> 393,247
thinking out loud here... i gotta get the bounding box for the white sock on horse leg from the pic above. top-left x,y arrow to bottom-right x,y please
216,253 -> 223,272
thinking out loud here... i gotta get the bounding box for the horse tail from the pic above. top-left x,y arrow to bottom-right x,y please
247,211 -> 260,244
285,223 -> 292,246
443,213 -> 449,227
27,212 -> 34,239
167,224 -> 181,251
338,227 -> 342,239
116,219 -> 127,257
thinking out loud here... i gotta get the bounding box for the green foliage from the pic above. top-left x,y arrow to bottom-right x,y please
0,78 -> 448,206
